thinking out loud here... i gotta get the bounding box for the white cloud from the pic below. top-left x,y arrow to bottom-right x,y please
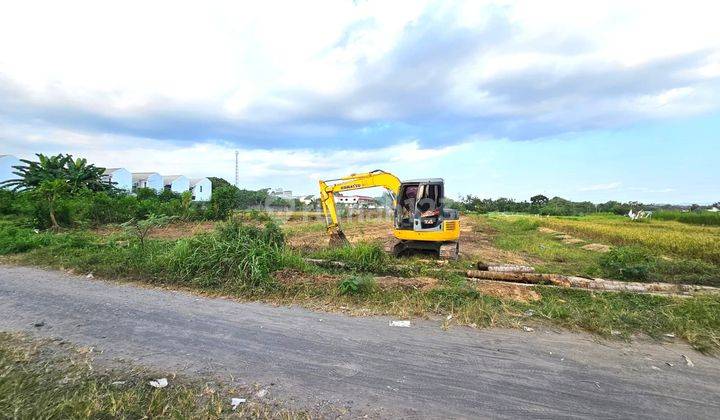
1,0 -> 718,137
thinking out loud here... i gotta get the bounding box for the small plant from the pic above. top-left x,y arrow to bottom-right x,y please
599,246 -> 654,281
338,275 -> 376,296
121,213 -> 176,249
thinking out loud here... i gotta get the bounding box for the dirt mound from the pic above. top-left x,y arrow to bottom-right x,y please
473,280 -> 542,302
273,269 -> 339,286
562,238 -> 585,245
581,243 -> 612,253
375,276 -> 438,291
537,227 -> 558,234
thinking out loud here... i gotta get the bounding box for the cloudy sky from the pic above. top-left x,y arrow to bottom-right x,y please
1,0 -> 718,202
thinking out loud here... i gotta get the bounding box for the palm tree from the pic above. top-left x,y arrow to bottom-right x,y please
0,153 -> 107,193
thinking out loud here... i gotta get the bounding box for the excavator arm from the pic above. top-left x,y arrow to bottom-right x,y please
318,169 -> 401,246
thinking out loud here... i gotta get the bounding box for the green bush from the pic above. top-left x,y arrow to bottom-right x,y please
599,246 -> 654,281
338,274 -> 376,296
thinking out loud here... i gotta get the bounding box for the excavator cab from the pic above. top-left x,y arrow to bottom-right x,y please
393,179 -> 460,258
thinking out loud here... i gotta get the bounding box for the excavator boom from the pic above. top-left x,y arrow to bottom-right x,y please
319,170 -> 401,245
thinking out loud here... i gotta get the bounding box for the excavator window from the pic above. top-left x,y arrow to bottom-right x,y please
396,182 -> 443,230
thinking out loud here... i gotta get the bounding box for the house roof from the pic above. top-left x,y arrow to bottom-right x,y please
189,177 -> 209,187
132,172 -> 161,182
103,168 -> 123,175
163,175 -> 186,184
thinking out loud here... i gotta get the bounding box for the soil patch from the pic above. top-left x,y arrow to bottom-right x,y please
581,243 -> 612,253
473,280 -> 542,302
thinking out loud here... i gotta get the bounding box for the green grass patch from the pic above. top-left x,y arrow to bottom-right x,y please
311,242 -> 389,273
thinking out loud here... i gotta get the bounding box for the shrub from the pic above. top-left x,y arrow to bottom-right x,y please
209,186 -> 238,220
599,246 -> 654,281
338,275 -> 376,296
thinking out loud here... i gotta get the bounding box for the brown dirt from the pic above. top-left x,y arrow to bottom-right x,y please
581,243 -> 612,253
374,276 -> 438,292
273,269 -> 339,286
93,221 -> 217,240
537,227 -> 558,234
562,238 -> 585,245
473,280 -> 542,302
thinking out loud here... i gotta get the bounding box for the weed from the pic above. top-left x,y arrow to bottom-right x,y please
338,274 -> 376,295
599,246 -> 654,281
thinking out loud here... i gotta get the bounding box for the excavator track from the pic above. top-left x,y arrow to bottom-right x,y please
439,242 -> 460,260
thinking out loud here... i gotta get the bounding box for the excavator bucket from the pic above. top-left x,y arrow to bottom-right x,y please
328,229 -> 350,247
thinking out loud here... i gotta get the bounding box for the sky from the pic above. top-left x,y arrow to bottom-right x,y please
0,0 -> 718,203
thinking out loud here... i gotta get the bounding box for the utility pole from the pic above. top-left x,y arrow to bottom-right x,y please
234,150 -> 239,187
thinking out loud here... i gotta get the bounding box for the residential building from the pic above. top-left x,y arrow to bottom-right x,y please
163,175 -> 190,194
132,172 -> 164,193
189,178 -> 212,201
102,168 -> 132,192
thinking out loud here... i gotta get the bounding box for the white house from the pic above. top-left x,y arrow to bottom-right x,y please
102,168 -> 132,192
132,172 -> 164,193
335,193 -> 377,208
163,175 -> 190,194
189,178 -> 212,201
0,154 -> 21,186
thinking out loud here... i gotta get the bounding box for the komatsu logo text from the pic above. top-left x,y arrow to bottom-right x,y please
341,184 -> 362,190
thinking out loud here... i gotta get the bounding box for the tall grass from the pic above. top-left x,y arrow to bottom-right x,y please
164,219 -> 304,290
654,210 -> 720,226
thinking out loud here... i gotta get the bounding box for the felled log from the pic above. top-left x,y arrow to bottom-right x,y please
476,263 -> 535,273
303,258 -> 348,269
466,270 -> 571,287
466,270 -> 720,296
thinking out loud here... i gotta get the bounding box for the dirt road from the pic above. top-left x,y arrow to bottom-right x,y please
1,265 -> 719,418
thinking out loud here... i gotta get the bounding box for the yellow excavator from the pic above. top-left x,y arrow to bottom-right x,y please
318,170 -> 460,259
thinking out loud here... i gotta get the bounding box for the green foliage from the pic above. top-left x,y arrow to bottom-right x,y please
31,179 -> 70,230
166,219 -> 300,290
338,275 -> 376,295
654,210 -> 720,226
1,153 -> 108,193
209,185 -> 238,220
599,246 -> 654,281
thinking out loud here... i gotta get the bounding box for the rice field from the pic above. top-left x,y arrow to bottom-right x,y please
536,214 -> 720,264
